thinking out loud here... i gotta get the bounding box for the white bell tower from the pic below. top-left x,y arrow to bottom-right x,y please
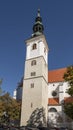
21,9 -> 49,127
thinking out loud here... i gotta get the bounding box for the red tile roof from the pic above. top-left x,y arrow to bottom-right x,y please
64,97 -> 73,103
48,68 -> 67,83
48,97 -> 73,105
48,98 -> 59,105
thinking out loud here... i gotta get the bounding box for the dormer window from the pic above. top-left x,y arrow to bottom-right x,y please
32,43 -> 37,50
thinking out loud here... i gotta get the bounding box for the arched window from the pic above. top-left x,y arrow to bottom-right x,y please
48,108 -> 57,112
31,60 -> 36,66
32,43 -> 37,50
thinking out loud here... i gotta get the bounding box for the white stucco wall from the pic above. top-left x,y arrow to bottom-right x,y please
13,89 -> 17,99
48,82 -> 70,99
26,38 -> 48,64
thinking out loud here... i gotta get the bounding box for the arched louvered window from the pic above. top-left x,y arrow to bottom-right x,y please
49,108 -> 57,112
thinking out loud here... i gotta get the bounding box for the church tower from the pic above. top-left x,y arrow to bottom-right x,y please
21,10 -> 49,127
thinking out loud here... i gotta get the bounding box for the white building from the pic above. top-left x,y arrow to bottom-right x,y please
48,68 -> 73,128
13,10 -> 73,128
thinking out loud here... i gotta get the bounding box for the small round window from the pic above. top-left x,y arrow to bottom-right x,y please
52,91 -> 57,96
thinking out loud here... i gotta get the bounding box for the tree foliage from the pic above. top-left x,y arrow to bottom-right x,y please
64,103 -> 73,120
27,107 -> 46,127
0,92 -> 21,125
63,66 -> 73,96
63,65 -> 73,119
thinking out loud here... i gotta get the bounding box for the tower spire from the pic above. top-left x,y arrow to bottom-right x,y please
32,9 -> 44,37
37,9 -> 40,17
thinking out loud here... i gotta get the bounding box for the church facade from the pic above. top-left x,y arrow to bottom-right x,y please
13,10 -> 73,128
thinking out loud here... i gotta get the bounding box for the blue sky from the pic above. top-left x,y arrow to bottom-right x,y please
0,0 -> 73,96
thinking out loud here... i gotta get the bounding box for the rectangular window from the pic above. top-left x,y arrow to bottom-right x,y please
31,103 -> 33,108
31,72 -> 36,76
31,83 -> 34,88
32,43 -> 37,50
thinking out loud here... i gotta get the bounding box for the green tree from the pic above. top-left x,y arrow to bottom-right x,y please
27,107 -> 46,127
63,65 -> 73,119
0,93 -> 21,126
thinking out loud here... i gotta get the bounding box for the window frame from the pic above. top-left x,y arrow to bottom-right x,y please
32,43 -> 37,50
31,72 -> 36,76
31,60 -> 36,66
49,108 -> 57,112
31,83 -> 34,88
